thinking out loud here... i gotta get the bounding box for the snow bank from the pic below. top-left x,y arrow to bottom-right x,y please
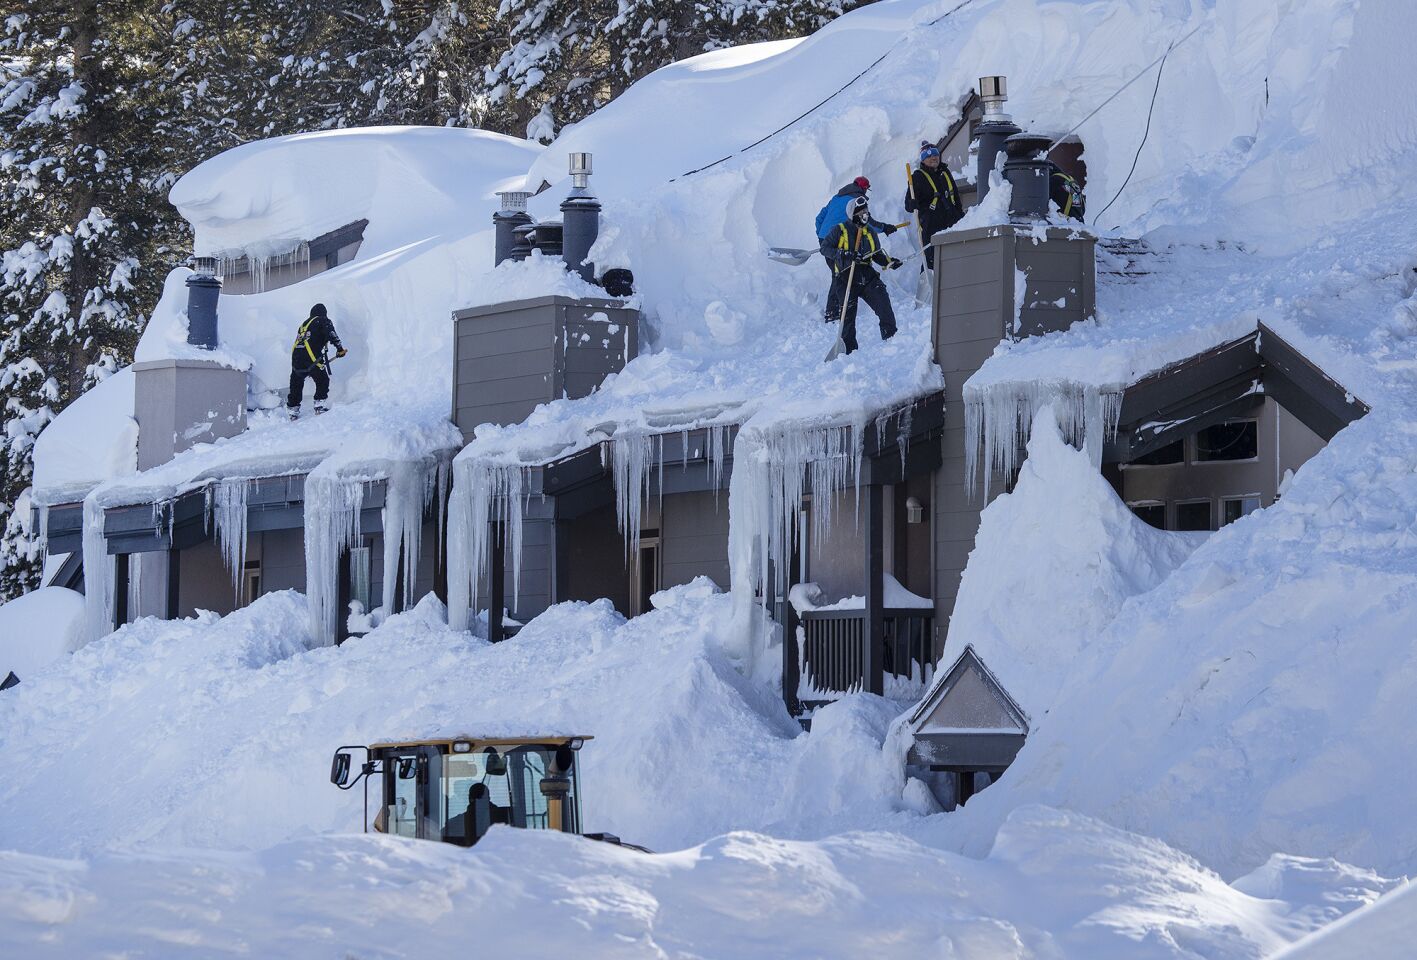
0,588 -> 83,681
1277,880 -> 1417,960
0,581 -> 934,857
0,806 -> 1395,959
943,407 -> 1198,721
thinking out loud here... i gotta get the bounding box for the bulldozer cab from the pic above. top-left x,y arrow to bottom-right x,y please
331,736 -> 587,847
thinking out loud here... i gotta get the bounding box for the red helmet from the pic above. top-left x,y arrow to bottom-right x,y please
854,176 -> 871,191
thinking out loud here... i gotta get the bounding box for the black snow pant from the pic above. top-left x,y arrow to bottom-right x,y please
831,267 -> 897,354
824,257 -> 843,322
287,356 -> 329,408
920,228 -> 936,270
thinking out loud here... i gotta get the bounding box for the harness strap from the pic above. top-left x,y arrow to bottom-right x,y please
293,316 -> 319,364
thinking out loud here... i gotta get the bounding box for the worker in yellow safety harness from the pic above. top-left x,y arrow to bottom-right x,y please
286,303 -> 346,419
820,196 -> 902,355
904,142 -> 963,270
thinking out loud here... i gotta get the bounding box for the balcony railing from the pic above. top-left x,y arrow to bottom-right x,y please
795,608 -> 937,708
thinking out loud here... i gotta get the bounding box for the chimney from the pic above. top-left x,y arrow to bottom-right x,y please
493,191 -> 533,267
185,256 -> 222,349
559,152 -> 601,283
974,76 -> 1021,204
1001,132 -> 1054,219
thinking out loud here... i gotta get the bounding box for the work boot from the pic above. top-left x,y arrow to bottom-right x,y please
314,400 -> 330,415
286,406 -> 300,421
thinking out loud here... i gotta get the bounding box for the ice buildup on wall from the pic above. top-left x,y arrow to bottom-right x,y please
207,478 -> 249,603
303,473 -> 366,646
964,380 -> 1123,497
446,456 -> 530,632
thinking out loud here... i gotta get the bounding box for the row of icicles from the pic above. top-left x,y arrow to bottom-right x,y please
76,383 -> 1119,648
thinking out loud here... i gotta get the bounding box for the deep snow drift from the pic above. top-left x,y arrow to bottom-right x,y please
0,807 -> 1396,959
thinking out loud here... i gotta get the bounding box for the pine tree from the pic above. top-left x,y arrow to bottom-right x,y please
0,2 -> 184,598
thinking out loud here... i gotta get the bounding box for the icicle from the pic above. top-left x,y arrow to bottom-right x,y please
303,473 -> 366,646
446,457 -> 530,632
726,421 -> 864,666
380,458 -> 436,615
607,430 -> 658,561
964,381 -> 1124,497
80,495 -> 114,646
207,478 -> 249,603
707,423 -> 728,504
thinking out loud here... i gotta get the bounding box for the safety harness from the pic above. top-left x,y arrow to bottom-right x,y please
1052,171 -> 1084,217
834,222 -> 878,273
920,166 -> 959,209
292,315 -> 321,365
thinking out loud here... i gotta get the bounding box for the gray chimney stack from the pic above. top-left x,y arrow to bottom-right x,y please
1001,132 -> 1054,219
974,76 -> 1021,205
560,152 -> 601,283
185,257 -> 222,349
494,191 -> 533,267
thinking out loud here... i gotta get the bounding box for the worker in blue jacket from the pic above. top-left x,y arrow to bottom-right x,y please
820,196 -> 902,354
815,176 -> 897,321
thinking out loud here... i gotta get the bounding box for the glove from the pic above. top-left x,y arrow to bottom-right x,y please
887,258 -> 904,270
336,348 -> 348,358
882,223 -> 898,236
855,250 -> 875,263
929,198 -> 938,211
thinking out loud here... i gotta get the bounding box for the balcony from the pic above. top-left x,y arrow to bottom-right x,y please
790,607 -> 937,713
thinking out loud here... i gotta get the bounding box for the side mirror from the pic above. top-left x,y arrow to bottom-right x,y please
398,757 -> 417,780
550,745 -> 575,775
331,750 -> 352,786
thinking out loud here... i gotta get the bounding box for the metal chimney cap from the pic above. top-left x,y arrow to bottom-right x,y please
979,75 -> 1010,119
568,152 -> 592,176
497,190 -> 531,212
190,256 -> 220,277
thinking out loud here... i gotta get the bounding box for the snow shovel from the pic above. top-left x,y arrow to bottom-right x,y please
824,257 -> 858,362
770,224 -> 908,267
769,246 -> 819,266
905,162 -> 930,304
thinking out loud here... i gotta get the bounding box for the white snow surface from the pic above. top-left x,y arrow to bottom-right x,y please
1277,880 -> 1417,960
29,368 -> 137,504
0,587 -> 83,681
0,584 -> 1400,958
939,406 -> 1200,721
0,807 -> 1396,959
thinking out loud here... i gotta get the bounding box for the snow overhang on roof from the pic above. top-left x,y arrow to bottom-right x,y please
907,644 -> 1029,772
1104,322 -> 1370,463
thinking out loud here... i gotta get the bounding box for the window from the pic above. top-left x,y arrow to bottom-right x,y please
632,532 -> 660,616
1129,502 -> 1166,529
388,755 -> 420,838
349,545 -> 372,610
1129,439 -> 1184,466
1175,500 -> 1213,532
241,561 -> 261,607
1195,420 -> 1258,462
1222,496 -> 1261,526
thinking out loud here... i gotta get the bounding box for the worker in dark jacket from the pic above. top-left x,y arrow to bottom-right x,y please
820,196 -> 902,354
904,142 -> 963,269
817,176 -> 898,321
286,302 -> 346,418
1048,162 -> 1086,222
